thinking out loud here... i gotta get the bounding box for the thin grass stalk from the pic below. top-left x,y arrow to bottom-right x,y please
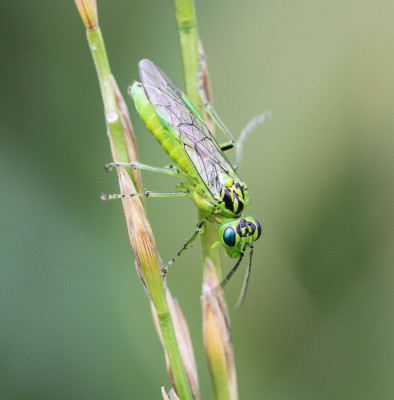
174,0 -> 221,272
174,1 -> 238,399
74,2 -> 194,398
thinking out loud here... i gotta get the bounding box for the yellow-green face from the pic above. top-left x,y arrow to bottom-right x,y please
218,216 -> 261,258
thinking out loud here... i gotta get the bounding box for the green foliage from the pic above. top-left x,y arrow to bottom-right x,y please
1,0 -> 394,399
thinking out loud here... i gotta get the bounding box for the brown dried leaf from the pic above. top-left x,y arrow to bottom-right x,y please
202,258 -> 238,400
161,387 -> 180,400
168,388 -> 181,400
198,40 -> 215,134
161,387 -> 170,400
117,168 -> 163,292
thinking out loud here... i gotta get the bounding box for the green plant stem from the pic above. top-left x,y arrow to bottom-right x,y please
160,317 -> 194,400
174,0 -> 222,275
174,0 -> 200,108
145,256 -> 194,400
175,2 -> 234,400
210,348 -> 231,400
86,25 -> 193,400
86,27 -> 135,184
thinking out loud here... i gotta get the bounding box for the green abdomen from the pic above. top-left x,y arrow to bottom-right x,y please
130,82 -> 196,177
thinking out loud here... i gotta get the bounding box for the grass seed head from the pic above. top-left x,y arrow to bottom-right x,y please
74,0 -> 98,29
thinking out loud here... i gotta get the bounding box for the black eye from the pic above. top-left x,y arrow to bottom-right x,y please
255,221 -> 262,240
223,227 -> 236,247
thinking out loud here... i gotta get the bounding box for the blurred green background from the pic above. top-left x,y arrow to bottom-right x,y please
1,0 -> 394,399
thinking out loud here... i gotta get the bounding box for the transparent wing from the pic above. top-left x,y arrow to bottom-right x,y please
139,59 -> 235,199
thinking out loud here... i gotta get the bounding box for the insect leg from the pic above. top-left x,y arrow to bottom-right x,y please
235,249 -> 254,308
197,55 -> 236,146
235,111 -> 271,169
162,217 -> 209,274
105,161 -> 180,177
101,190 -> 189,201
219,251 -> 245,289
219,142 -> 235,152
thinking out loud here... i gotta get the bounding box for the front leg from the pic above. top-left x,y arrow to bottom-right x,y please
101,190 -> 189,201
161,217 -> 210,274
105,161 -> 180,177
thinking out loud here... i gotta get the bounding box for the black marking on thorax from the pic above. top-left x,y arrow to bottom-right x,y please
220,182 -> 245,215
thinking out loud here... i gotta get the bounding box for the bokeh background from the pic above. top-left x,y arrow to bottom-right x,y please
1,1 -> 394,399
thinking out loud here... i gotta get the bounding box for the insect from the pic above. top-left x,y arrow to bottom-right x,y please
103,59 -> 269,306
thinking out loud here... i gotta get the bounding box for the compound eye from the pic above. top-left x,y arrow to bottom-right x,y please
254,221 -> 262,240
223,227 -> 236,247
